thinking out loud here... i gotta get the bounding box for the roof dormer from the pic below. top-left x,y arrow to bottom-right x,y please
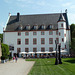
41,25 -> 45,29
33,25 -> 38,30
26,25 -> 30,30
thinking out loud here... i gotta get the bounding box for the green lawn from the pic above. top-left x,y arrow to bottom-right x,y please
26,58 -> 75,75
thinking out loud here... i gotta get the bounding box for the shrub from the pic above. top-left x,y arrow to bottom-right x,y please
1,43 -> 10,60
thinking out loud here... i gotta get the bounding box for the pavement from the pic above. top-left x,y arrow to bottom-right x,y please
0,58 -> 35,75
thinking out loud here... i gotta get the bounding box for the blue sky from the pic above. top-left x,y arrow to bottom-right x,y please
0,0 -> 75,33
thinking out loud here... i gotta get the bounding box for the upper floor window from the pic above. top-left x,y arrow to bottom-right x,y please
17,39 -> 21,45
56,31 -> 58,35
61,23 -> 63,27
41,31 -> 45,35
49,38 -> 53,44
41,48 -> 45,52
25,48 -> 29,52
25,39 -> 29,45
59,32 -> 61,36
41,38 -> 45,44
62,38 -> 64,42
56,38 -> 59,44
49,47 -> 53,52
33,38 -> 37,44
25,32 -> 29,35
33,32 -> 37,35
49,31 -> 53,35
64,34 -> 66,37
18,32 -> 21,36
33,48 -> 37,52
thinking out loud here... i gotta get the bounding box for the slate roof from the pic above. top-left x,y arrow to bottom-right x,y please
5,13 -> 69,31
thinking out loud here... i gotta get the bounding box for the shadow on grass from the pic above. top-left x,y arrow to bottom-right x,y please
64,59 -> 75,63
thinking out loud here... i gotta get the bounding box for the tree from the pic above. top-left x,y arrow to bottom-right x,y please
70,24 -> 75,41
1,43 -> 10,60
0,34 -> 3,43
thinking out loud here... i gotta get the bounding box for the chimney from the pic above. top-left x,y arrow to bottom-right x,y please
17,13 -> 20,21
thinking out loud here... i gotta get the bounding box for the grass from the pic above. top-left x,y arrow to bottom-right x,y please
26,58 -> 75,75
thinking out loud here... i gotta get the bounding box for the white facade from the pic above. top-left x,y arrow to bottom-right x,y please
3,29 -> 70,56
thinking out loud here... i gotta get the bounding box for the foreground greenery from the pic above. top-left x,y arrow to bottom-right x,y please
26,58 -> 75,75
1,43 -> 9,60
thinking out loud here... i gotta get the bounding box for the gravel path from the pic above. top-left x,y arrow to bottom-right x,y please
0,58 -> 35,75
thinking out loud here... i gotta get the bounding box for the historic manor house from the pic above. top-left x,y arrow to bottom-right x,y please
3,11 -> 70,57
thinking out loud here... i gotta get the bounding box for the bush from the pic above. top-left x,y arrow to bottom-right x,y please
1,43 -> 10,60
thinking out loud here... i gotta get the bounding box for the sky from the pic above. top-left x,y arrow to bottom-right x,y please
0,0 -> 75,33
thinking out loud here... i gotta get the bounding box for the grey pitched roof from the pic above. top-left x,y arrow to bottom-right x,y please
5,13 -> 69,31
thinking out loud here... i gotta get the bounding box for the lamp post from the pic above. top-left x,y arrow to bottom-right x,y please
55,40 -> 58,65
58,44 -> 62,64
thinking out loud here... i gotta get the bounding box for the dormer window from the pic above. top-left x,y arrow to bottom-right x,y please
41,25 -> 45,29
49,25 -> 52,29
33,25 -> 38,30
19,25 -> 23,30
26,25 -> 30,30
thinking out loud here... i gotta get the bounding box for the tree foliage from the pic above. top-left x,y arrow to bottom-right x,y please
1,43 -> 10,60
70,24 -> 75,54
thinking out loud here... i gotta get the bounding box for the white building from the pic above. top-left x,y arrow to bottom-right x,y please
3,11 -> 70,57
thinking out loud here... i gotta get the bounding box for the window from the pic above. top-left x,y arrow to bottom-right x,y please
9,46 -> 14,51
25,48 -> 29,52
25,32 -> 29,35
19,25 -> 23,30
49,47 -> 53,52
64,34 -> 66,37
17,48 -> 21,53
17,39 -> 21,45
49,25 -> 52,29
41,25 -> 45,29
49,38 -> 53,44
65,45 -> 66,49
41,38 -> 45,44
56,31 -> 58,35
33,48 -> 37,52
18,32 -> 21,36
26,25 -> 30,30
61,23 -> 63,27
49,31 -> 53,35
41,48 -> 45,52
33,32 -> 37,35
59,32 -> 60,36
33,38 -> 37,44
25,39 -> 29,45
56,38 -> 59,44
34,25 -> 38,29
62,38 -> 64,42
41,31 -> 44,35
